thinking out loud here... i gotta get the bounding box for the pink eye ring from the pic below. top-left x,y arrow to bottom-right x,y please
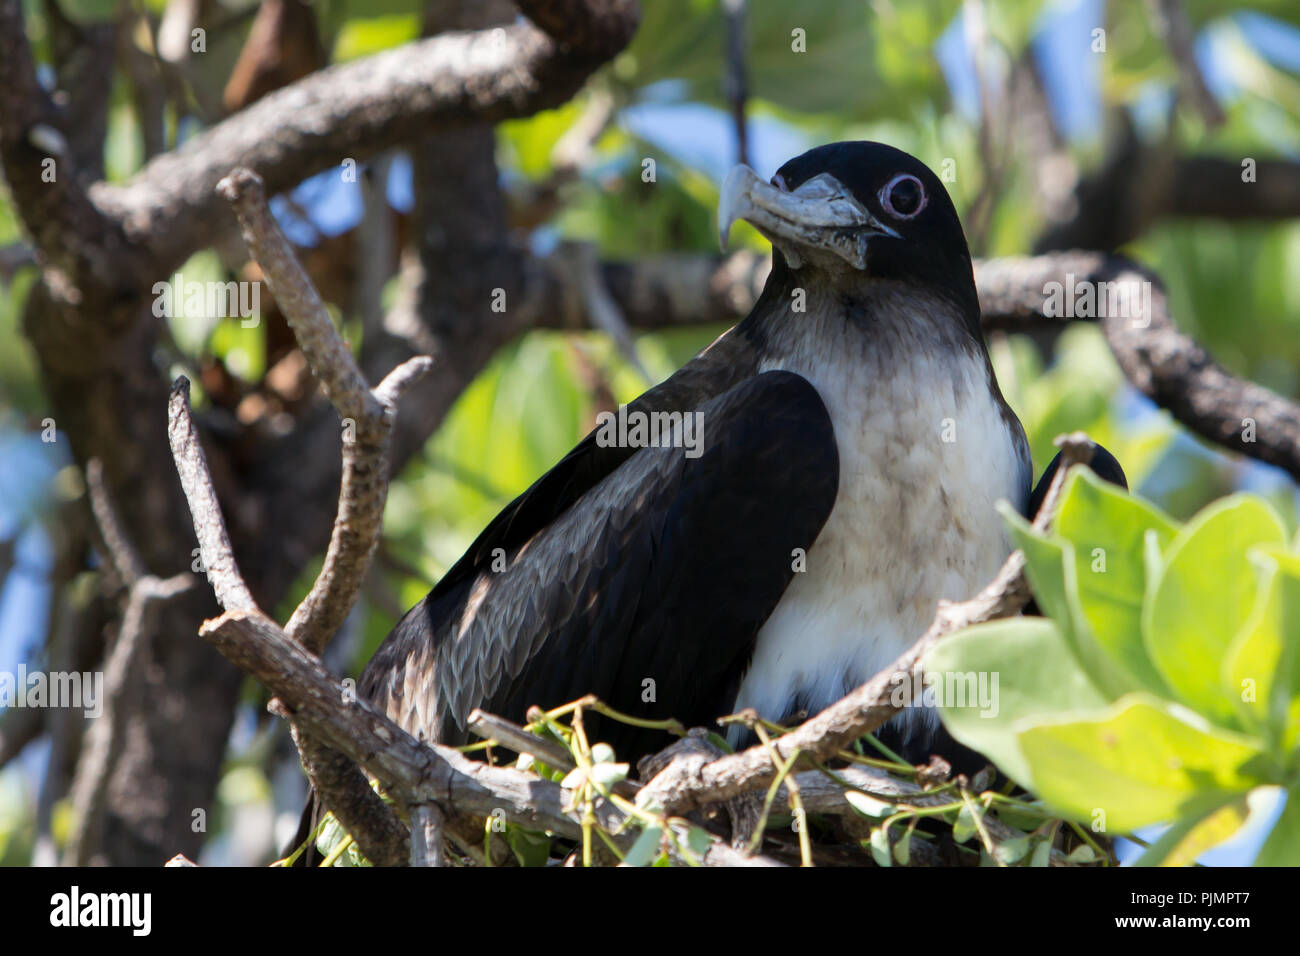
879,173 -> 926,219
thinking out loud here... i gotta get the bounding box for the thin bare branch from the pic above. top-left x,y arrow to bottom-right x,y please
85,458 -> 147,586
0,706 -> 43,772
722,0 -> 749,167
200,607 -> 778,866
217,168 -> 379,424
529,249 -> 1300,485
374,355 -> 437,408
978,253 -> 1300,484
467,709 -> 578,774
1149,0 -> 1225,128
91,1 -> 638,269
217,167 -> 432,654
0,0 -> 151,289
63,571 -> 193,866
168,378 -> 257,612
276,704 -> 410,868
569,242 -> 652,382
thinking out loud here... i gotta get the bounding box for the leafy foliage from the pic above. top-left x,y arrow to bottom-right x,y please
928,470 -> 1300,864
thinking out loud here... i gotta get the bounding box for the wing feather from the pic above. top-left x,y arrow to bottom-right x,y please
363,368 -> 839,761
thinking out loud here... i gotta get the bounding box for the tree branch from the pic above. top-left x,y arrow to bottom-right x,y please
277,703 -> 411,867
976,253 -> 1300,484
1148,0 -> 1225,128
217,166 -> 434,655
201,606 -> 776,866
168,379 -> 258,613
527,248 -> 1300,485
169,373 -> 412,866
65,459 -> 194,865
91,0 -> 638,270
0,0 -> 150,290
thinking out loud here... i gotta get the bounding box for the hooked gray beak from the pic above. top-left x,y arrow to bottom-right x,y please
718,164 -> 897,270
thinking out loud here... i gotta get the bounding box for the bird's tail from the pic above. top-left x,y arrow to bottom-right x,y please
284,789 -> 325,868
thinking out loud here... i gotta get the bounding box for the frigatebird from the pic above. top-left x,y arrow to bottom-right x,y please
295,142 -> 1124,858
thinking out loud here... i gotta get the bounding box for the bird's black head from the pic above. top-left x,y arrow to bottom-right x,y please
720,141 -> 979,332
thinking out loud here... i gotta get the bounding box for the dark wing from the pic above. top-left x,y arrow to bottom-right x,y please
362,370 -> 840,760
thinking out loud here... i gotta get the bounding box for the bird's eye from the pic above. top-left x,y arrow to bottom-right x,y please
879,173 -> 926,219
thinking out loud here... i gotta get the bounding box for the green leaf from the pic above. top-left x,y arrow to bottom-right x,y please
332,14 -> 420,61
952,801 -> 980,844
56,0 -> 118,23
686,826 -> 712,858
505,826 -> 553,868
1254,790 -> 1300,866
844,791 -> 894,819
1002,504 -> 1142,700
1224,552 -> 1300,751
560,767 -> 587,790
1065,844 -> 1097,864
926,617 -> 1110,787
869,826 -> 892,867
1030,839 -> 1052,867
1144,495 -> 1287,729
1018,697 -> 1267,833
1053,470 -> 1180,693
624,826 -> 664,867
893,828 -> 912,866
993,832 -> 1031,865
991,803 -> 1045,832
589,762 -> 630,790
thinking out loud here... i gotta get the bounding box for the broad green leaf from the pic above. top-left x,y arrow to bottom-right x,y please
1052,470 -> 1180,693
926,617 -> 1110,787
1144,496 -> 1287,728
500,99 -> 590,181
1018,697 -> 1267,833
1129,809 -> 1214,867
1225,552 -> 1300,751
160,251 -> 228,356
1254,791 -> 1300,866
1003,504 -> 1143,699
991,803 -> 1044,832
1160,798 -> 1250,867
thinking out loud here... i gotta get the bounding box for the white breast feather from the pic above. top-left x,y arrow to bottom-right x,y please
729,347 -> 1026,747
